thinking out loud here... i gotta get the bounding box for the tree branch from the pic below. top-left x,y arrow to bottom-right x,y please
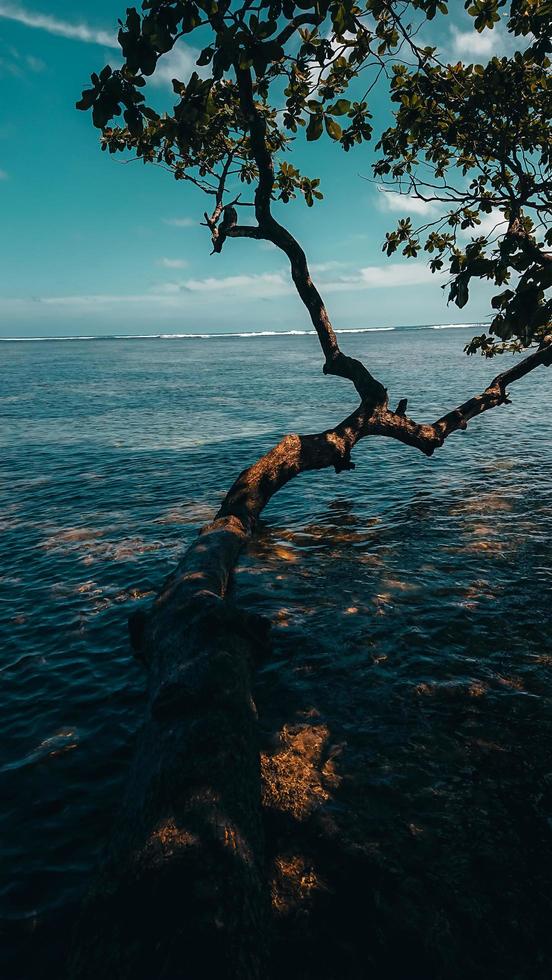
507,217 -> 552,266
233,65 -> 387,407
276,14 -> 322,47
370,335 -> 552,456
156,338 -> 552,609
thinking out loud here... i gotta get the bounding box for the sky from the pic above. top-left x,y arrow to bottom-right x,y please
0,2 -> 517,338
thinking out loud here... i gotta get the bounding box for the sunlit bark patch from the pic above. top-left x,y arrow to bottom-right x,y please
270,853 -> 327,918
143,817 -> 201,865
261,722 -> 341,821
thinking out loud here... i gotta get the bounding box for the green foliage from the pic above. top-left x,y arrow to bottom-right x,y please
77,0 -> 551,356
77,1 -> 387,211
376,0 -> 552,355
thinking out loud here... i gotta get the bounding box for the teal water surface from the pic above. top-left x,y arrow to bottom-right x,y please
1,328 -> 551,978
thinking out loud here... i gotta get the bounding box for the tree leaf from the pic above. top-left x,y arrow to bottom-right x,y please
329,99 -> 350,116
324,116 -> 342,140
306,114 -> 323,141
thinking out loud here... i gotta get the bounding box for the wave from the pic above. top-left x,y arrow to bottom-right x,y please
431,323 -> 479,330
1,324 -> 481,342
1,328 -> 395,342
0,336 -> 101,342
157,328 -> 397,339
336,327 -> 395,334
157,333 -> 212,339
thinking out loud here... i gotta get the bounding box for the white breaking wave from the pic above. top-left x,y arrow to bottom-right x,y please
158,333 -> 212,339
335,327 -> 395,334
0,335 -> 100,341
431,323 -> 480,330
1,327 -> 396,341
0,324 -> 482,342
161,328 -> 396,339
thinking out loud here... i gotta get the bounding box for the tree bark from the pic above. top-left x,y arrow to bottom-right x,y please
68,590 -> 270,980
67,418 -> 367,980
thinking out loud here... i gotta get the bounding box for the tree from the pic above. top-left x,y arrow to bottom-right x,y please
376,1 -> 552,356
70,3 -> 551,978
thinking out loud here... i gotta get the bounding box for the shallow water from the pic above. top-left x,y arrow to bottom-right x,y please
1,329 -> 551,978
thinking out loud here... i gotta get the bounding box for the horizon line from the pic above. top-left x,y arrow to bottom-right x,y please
0,324 -> 481,342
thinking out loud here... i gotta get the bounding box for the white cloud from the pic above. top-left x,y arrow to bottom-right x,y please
150,45 -> 201,87
0,262 -> 444,323
183,272 -> 290,298
309,28 -> 355,91
163,217 -> 196,228
357,263 -> 435,288
376,189 -> 439,216
158,257 -> 189,269
0,2 -> 118,47
450,24 -> 515,61
327,262 -> 437,291
310,260 -> 346,274
0,168 -> 9,180
9,273 -> 291,312
469,208 -> 508,239
477,210 -> 508,237
378,192 -> 509,244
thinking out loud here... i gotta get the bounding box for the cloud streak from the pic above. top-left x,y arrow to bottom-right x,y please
0,41 -> 45,75
0,261 -> 442,324
158,257 -> 189,269
163,217 -> 196,228
178,263 -> 438,297
181,272 -> 291,298
0,2 -> 118,48
0,4 -> 201,93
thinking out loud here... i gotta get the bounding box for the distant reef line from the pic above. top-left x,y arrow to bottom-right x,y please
1,324 -> 480,342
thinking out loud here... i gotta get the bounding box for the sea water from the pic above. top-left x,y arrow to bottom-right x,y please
1,327 -> 551,977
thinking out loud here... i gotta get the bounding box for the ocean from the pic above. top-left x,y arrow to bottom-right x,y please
2,325 -> 552,977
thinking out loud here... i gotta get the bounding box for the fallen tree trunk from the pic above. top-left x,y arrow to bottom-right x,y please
67,419 -> 369,980
68,588 -> 271,980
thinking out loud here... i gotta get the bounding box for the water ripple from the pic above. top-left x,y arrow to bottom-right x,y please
1,331 -> 551,978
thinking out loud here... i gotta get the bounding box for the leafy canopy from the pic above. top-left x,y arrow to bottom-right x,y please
77,0 -> 552,355
377,1 -> 552,355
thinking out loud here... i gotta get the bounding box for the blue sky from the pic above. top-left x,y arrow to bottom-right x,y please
0,2 -> 515,337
